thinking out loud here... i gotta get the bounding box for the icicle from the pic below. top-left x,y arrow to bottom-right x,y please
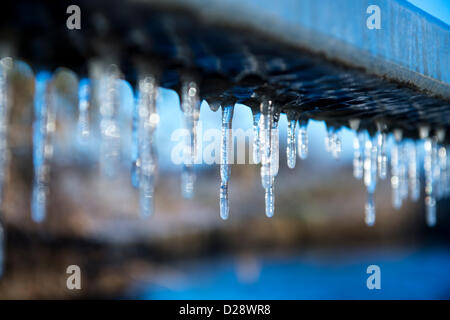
76,78 -> 91,144
391,132 -> 402,210
0,58 -> 12,206
98,64 -> 121,177
438,145 -> 447,200
365,192 -> 376,227
331,129 -> 342,160
31,72 -> 55,223
209,101 -> 220,112
270,110 -> 280,178
286,111 -> 297,169
265,179 -> 275,218
137,74 -> 159,217
408,141 -> 420,202
0,222 -> 3,278
423,131 -> 437,227
220,104 -> 234,220
363,135 -> 377,226
259,98 -> 275,217
377,131 -> 387,179
131,94 -> 140,188
252,109 -> 261,164
353,131 -> 365,179
325,125 -> 333,153
180,77 -> 200,198
298,116 -> 309,160
259,98 -> 273,190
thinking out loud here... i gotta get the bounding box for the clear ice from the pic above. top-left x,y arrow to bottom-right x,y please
97,64 -> 121,177
252,109 -> 261,164
0,58 -> 12,206
297,116 -> 309,160
259,98 -> 276,217
137,74 -> 159,217
180,77 -> 200,198
286,111 -> 297,169
364,134 -> 377,226
76,78 -> 91,144
220,104 -> 234,220
353,131 -> 365,179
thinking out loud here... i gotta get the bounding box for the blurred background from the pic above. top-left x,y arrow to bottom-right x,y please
0,0 -> 449,299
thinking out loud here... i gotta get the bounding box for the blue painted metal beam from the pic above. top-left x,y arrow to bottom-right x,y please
140,0 -> 449,99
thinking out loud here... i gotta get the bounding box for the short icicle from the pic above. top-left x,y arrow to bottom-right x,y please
220,103 -> 234,220
259,98 -> 275,217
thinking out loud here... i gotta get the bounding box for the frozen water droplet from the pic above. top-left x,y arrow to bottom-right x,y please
220,104 -> 234,220
180,77 -> 201,198
297,117 -> 309,160
286,111 -> 297,169
32,71 -> 55,223
0,58 -> 12,206
209,101 -> 220,112
137,74 -> 158,217
76,78 -> 91,144
252,110 -> 261,164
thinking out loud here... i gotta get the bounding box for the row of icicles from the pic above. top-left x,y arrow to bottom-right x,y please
0,59 -> 449,230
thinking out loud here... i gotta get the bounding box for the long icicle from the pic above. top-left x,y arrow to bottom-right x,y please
0,58 -> 12,207
31,71 -> 55,223
0,57 -> 12,279
408,141 -> 420,201
180,76 -> 200,198
422,127 -> 437,227
364,134 -> 377,226
259,98 -> 275,217
98,64 -> 121,178
76,78 -> 91,146
286,110 -> 297,169
220,103 -> 234,220
131,94 -> 140,188
137,73 -> 159,217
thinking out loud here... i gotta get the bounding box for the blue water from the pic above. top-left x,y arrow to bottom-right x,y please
138,247 -> 450,299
